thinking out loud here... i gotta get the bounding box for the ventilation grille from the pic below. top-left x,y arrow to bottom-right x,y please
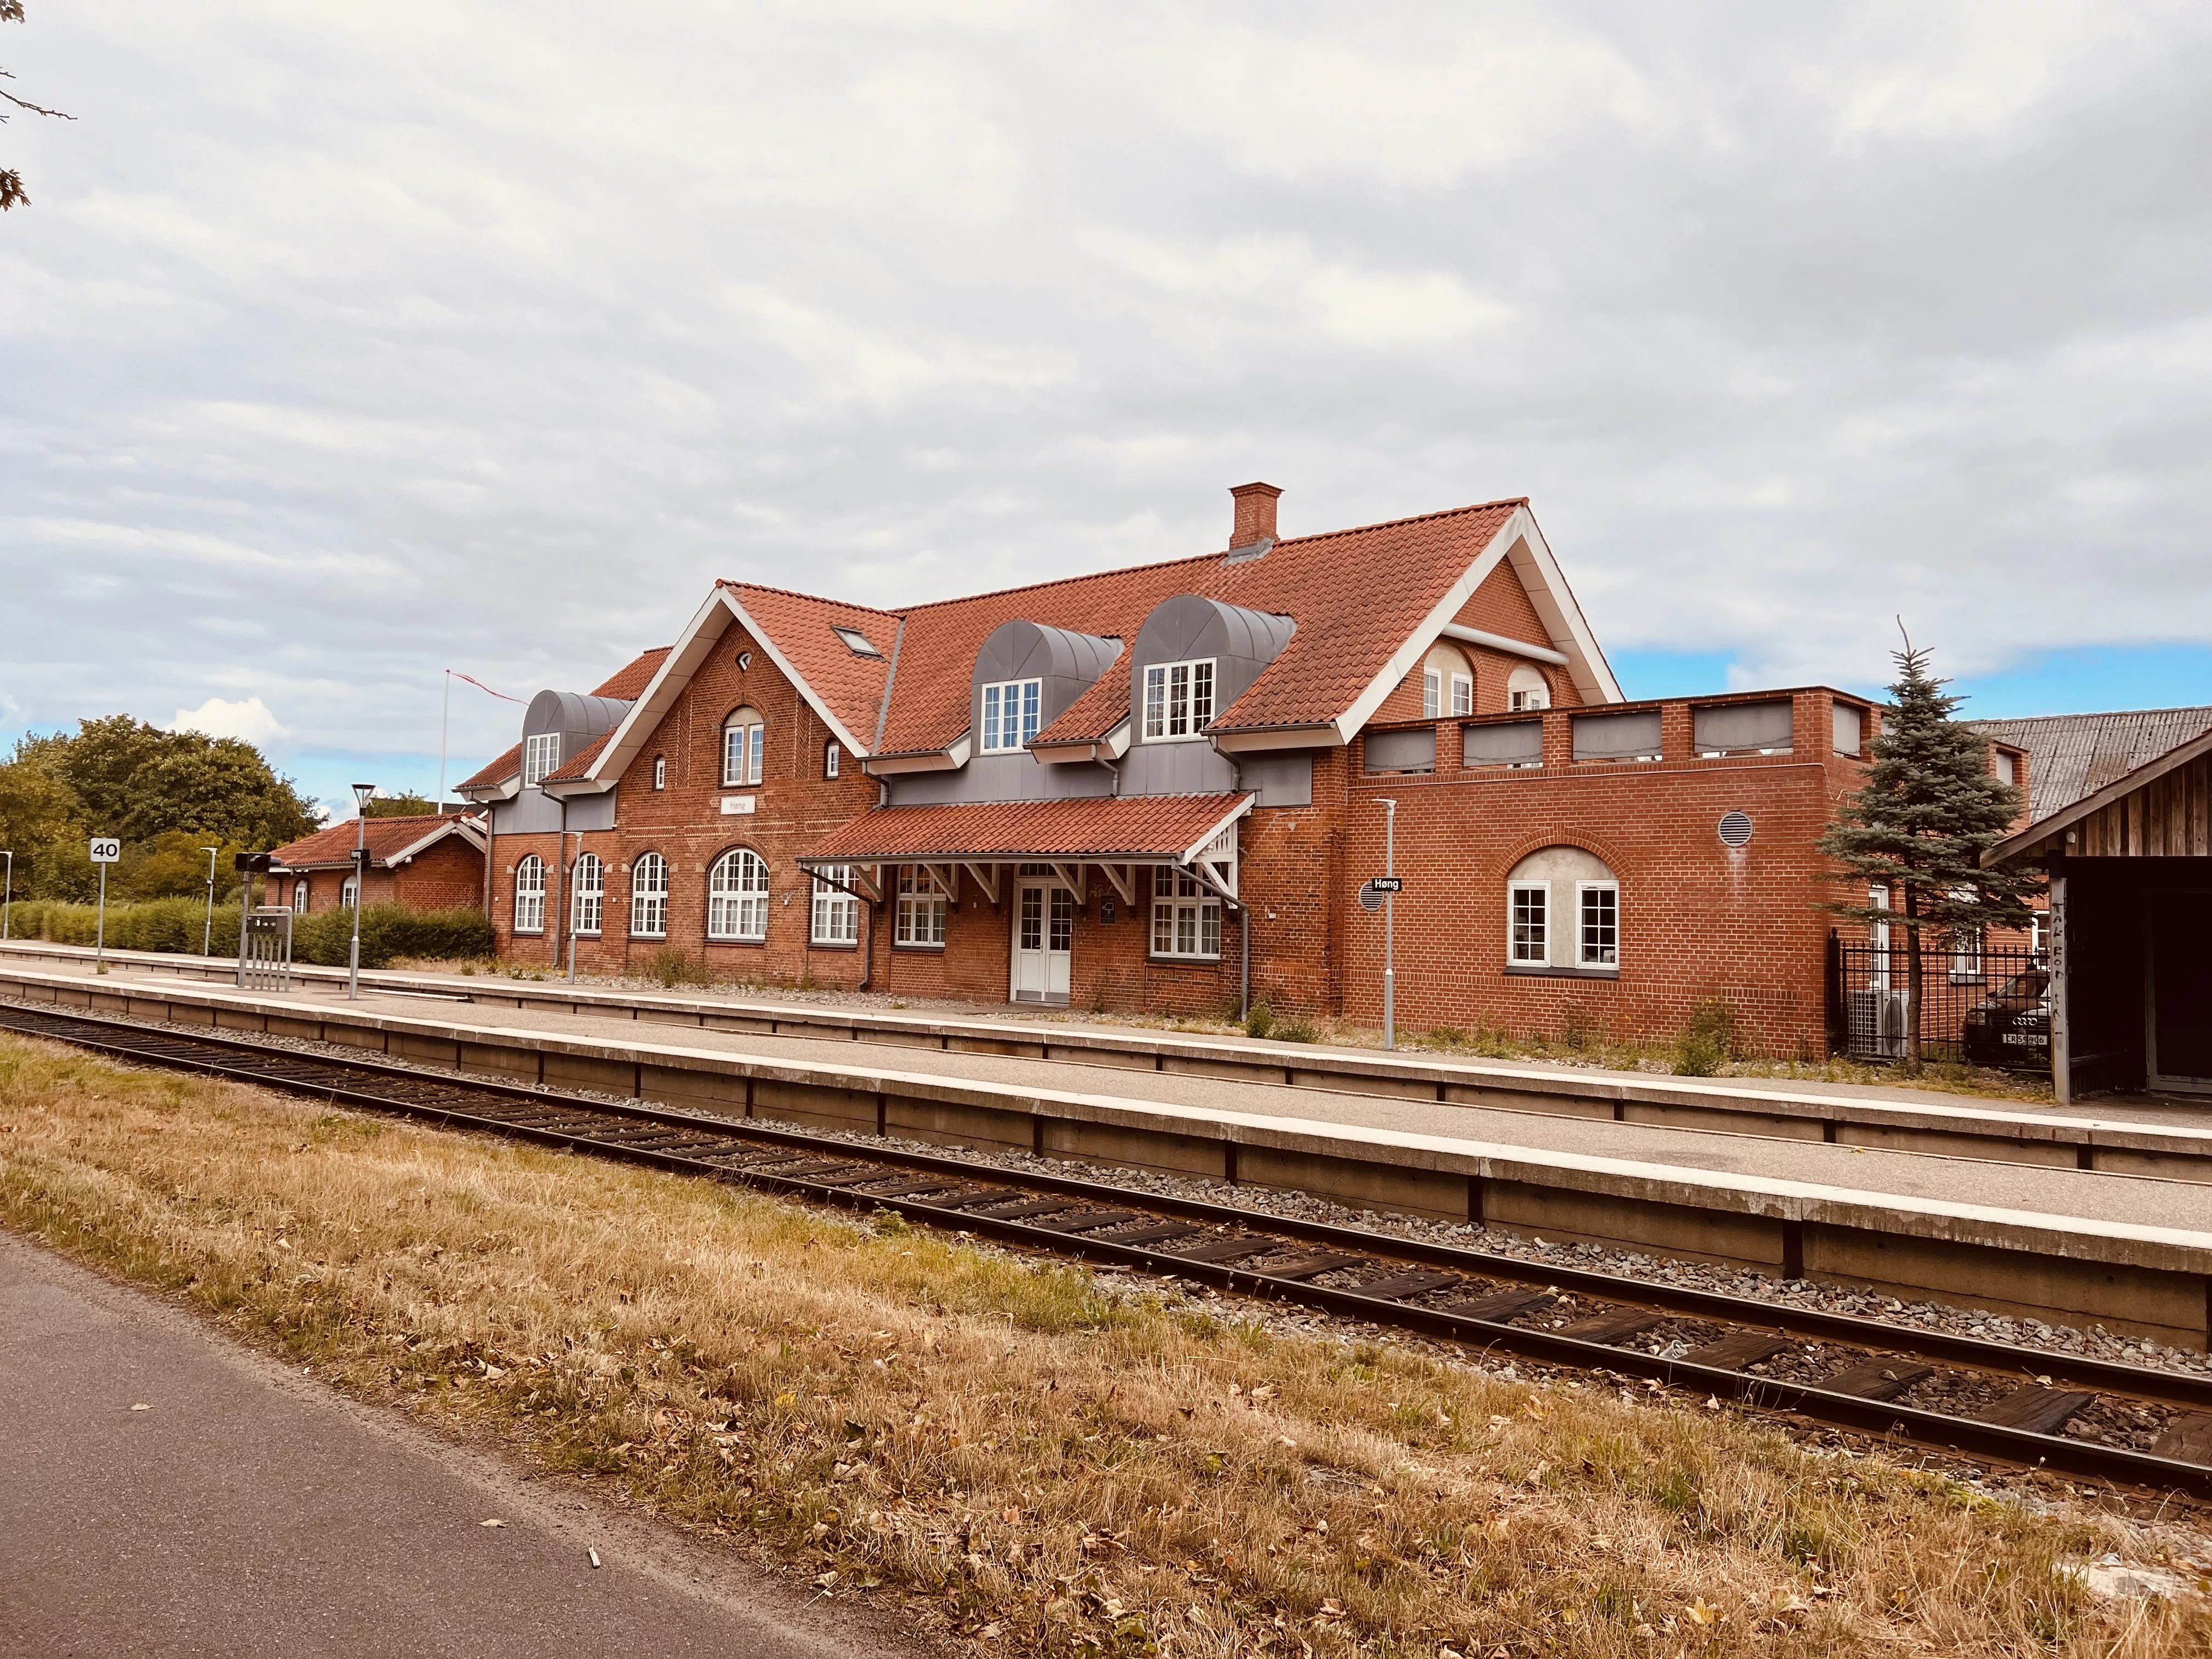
1718,810 -> 1754,848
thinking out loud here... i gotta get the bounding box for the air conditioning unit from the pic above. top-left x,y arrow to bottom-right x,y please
1848,988 -> 1911,1059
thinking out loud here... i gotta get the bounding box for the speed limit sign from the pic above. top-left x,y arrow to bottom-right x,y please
88,837 -> 121,864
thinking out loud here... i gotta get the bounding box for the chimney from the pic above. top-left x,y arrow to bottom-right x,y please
1227,482 -> 1282,557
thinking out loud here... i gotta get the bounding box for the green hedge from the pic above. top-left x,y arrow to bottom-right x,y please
3,899 -> 492,969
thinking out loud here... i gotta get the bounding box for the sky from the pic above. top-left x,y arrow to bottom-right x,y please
4,1 -> 2210,821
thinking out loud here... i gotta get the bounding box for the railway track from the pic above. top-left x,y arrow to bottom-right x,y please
7,998 -> 2211,1499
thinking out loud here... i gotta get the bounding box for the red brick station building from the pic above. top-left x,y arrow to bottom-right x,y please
451,486 -> 1998,1057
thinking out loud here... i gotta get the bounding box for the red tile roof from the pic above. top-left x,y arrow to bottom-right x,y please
542,731 -> 610,785
867,499 -> 1527,754
800,793 -> 1250,864
458,742 -> 522,793
272,814 -> 483,870
721,583 -> 901,750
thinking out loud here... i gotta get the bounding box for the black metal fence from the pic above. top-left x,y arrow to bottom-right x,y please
1825,932 -> 2051,1071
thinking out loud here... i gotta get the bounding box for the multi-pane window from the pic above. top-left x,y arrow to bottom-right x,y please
1507,665 -> 1550,713
514,855 -> 546,934
706,849 -> 769,941
1150,867 -> 1221,959
895,865 -> 948,947
1142,659 -> 1215,741
811,865 -> 861,946
629,852 -> 669,938
571,853 -> 603,936
1577,882 -> 1619,968
292,879 -> 309,915
341,876 -> 358,909
721,712 -> 764,786
652,755 -> 666,790
980,679 -> 1041,753
1508,882 -> 1547,964
523,732 -> 561,786
823,741 -> 840,779
1451,674 -> 1474,717
1423,668 -> 1441,719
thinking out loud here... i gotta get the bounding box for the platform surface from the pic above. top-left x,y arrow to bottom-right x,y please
9,957 -> 2211,1241
0,1230 -> 914,1659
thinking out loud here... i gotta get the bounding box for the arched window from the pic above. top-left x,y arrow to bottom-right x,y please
1507,664 -> 1550,712
1422,644 -> 1474,719
707,849 -> 769,941
629,852 -> 669,939
571,853 -> 603,936
1505,847 -> 1617,973
292,878 -> 310,915
722,707 -> 764,787
514,855 -> 546,934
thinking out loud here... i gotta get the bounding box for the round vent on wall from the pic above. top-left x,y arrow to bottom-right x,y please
1718,810 -> 1754,848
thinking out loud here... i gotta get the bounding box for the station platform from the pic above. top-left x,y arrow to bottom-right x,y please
4,951 -> 2209,1349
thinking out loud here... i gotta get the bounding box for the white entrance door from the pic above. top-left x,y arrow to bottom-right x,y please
1011,880 -> 1074,1003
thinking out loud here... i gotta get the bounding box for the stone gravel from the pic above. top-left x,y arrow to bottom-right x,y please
8,990 -> 2205,1390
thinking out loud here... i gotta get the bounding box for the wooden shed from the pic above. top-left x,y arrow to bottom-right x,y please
1986,722 -> 2212,1100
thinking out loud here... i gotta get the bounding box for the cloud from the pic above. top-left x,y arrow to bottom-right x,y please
4,0 -> 2211,752
167,697 -> 289,745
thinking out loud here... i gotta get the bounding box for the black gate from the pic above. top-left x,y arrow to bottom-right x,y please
1825,931 -> 2050,1071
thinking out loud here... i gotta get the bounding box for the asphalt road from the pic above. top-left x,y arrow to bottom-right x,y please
0,1229 -> 919,1658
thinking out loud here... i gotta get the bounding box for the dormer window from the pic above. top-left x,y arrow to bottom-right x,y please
1142,658 -> 1214,741
980,679 -> 1041,753
1508,664 -> 1550,712
523,732 -> 561,786
832,625 -> 882,658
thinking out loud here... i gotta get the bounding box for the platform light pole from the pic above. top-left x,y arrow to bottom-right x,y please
348,783 -> 375,1001
1378,798 -> 1397,1051
2,850 -> 13,942
200,846 -> 220,957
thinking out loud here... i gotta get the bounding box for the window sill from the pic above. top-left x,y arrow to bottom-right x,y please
892,943 -> 946,953
808,940 -> 860,952
628,934 -> 668,943
1504,963 -> 1620,980
1148,955 -> 1223,967
705,936 -> 766,947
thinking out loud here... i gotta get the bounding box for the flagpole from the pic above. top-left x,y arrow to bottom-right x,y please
438,669 -> 451,812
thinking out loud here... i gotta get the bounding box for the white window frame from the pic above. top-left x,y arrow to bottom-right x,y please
523,732 -> 561,786
292,878 -> 309,915
571,852 -> 603,937
894,865 -> 948,949
629,852 -> 669,939
1422,668 -> 1441,719
810,865 -> 861,946
980,679 -> 1042,753
1141,659 -> 1216,742
721,714 -> 764,786
1149,866 -> 1221,960
823,741 -> 840,779
652,755 -> 666,791
513,855 -> 545,934
341,875 -> 359,909
706,849 -> 769,942
1451,673 -> 1474,718
1576,880 -> 1619,968
1508,881 -> 1548,964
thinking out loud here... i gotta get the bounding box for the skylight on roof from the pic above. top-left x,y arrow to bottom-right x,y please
832,625 -> 883,658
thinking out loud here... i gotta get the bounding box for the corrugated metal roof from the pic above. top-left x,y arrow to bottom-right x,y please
1968,706 -> 2212,821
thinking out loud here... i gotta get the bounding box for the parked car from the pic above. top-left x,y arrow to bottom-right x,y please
1961,968 -> 2051,1067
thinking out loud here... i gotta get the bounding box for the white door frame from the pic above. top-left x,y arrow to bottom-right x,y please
1009,872 -> 1076,1004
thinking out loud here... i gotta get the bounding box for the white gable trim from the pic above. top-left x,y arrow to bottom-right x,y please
1329,505 -> 1621,742
581,587 -> 876,788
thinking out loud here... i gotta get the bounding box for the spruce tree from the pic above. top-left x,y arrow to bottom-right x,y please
1818,641 -> 2045,1069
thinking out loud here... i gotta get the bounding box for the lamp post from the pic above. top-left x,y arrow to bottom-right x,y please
1377,798 -> 1397,1051
200,846 -> 220,957
348,783 -> 375,1001
1,850 -> 12,943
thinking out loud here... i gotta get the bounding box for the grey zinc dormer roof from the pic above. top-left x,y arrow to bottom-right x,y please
1968,706 -> 2212,822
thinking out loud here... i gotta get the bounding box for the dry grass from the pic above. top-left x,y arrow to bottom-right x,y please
2,1034 -> 2202,1658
